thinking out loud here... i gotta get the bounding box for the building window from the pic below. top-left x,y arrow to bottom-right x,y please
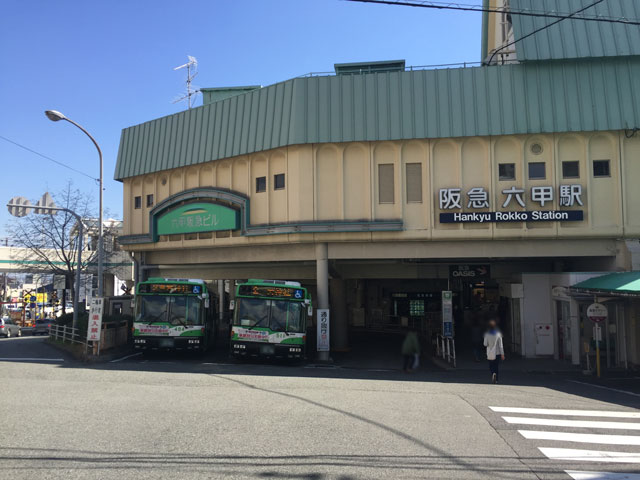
499,163 -> 515,181
134,196 -> 141,209
562,161 -> 580,179
378,164 -> 394,204
256,176 -> 266,193
528,162 -> 546,180
146,194 -> 154,207
593,159 -> 610,177
406,163 -> 422,203
274,173 -> 285,190
409,300 -> 424,316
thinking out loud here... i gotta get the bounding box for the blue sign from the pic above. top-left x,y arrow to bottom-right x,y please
192,285 -> 202,294
29,303 -> 36,309
443,321 -> 453,337
294,290 -> 303,299
30,296 -> 36,302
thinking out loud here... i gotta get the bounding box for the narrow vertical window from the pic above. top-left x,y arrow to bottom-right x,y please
274,173 -> 285,190
378,164 -> 394,204
134,196 -> 141,209
406,163 -> 422,203
256,176 -> 266,193
146,194 -> 154,207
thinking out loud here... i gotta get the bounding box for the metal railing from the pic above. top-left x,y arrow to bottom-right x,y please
49,324 -> 85,345
436,335 -> 456,368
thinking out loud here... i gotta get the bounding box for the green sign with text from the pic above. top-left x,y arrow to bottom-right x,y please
156,202 -> 239,235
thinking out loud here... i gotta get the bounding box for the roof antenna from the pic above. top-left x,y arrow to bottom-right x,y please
173,56 -> 200,109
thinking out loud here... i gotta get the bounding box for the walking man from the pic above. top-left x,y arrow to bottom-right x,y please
484,319 -> 505,383
401,329 -> 420,373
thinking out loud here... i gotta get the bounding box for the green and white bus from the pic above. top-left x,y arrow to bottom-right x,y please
231,279 -> 311,360
133,278 -> 218,353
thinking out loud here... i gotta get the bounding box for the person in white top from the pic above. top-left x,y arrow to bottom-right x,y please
483,319 -> 505,384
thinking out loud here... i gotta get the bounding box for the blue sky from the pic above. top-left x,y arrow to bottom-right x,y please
0,0 -> 481,236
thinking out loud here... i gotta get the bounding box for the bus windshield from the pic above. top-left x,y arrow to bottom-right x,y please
136,295 -> 202,325
234,298 -> 304,333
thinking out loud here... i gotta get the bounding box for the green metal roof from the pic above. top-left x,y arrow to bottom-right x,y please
572,271 -> 640,294
511,0 -> 640,61
114,57 -> 640,181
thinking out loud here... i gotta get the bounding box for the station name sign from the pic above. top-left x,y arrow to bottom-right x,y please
441,210 -> 583,223
438,185 -> 584,224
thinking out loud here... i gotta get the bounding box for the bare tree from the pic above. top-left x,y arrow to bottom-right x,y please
7,181 -> 118,313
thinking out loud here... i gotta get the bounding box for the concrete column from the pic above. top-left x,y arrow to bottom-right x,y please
330,278 -> 349,351
316,243 -> 329,361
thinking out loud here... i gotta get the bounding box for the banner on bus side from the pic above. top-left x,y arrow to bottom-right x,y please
317,309 -> 330,352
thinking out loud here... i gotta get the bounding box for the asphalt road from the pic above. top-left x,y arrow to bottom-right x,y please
1,336 -> 640,479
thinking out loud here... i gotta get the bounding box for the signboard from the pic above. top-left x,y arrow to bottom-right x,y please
87,297 -> 104,342
317,309 -> 330,351
438,185 -> 585,224
442,291 -> 454,338
587,303 -> 608,323
156,202 -> 239,236
449,265 -> 490,280
138,283 -> 203,295
238,284 -> 305,300
440,210 -> 583,223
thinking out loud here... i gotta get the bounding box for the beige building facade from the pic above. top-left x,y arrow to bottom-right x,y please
115,2 -> 640,364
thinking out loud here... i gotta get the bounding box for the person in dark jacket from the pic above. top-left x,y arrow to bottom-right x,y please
401,330 -> 420,372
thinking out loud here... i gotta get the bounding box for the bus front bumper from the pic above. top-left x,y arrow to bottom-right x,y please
133,336 -> 203,350
231,341 -> 304,359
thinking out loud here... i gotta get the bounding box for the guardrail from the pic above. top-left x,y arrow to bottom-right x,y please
49,324 -> 85,345
436,335 -> 456,368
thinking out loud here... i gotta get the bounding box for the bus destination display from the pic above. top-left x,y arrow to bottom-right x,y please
238,285 -> 304,300
138,283 -> 202,295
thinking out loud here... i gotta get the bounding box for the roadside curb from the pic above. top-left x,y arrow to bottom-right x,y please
45,338 -> 134,364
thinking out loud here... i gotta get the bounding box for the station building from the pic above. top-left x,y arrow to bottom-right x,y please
115,0 -> 640,367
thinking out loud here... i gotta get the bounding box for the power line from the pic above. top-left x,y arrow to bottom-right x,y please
344,0 -> 640,26
0,134 -> 98,182
488,0 -> 605,65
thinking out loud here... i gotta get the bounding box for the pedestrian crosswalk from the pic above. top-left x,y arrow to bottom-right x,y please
490,405 -> 640,479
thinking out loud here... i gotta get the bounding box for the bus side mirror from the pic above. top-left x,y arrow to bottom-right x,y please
307,306 -> 313,316
205,298 -> 210,309
229,300 -> 235,311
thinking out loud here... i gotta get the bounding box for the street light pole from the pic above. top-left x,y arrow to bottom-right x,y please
44,110 -> 103,298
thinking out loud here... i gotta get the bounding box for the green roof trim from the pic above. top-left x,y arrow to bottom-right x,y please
572,272 -> 640,294
201,86 -> 261,105
511,0 -> 640,62
115,57 -> 640,181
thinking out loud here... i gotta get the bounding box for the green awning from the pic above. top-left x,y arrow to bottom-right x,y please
572,272 -> 640,296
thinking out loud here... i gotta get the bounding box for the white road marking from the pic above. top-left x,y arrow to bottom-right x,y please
503,416 -> 640,430
491,406 -> 640,419
566,470 -> 640,480
520,430 -> 640,446
568,380 -> 640,399
0,357 -> 64,362
109,352 -> 143,363
540,447 -> 640,463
